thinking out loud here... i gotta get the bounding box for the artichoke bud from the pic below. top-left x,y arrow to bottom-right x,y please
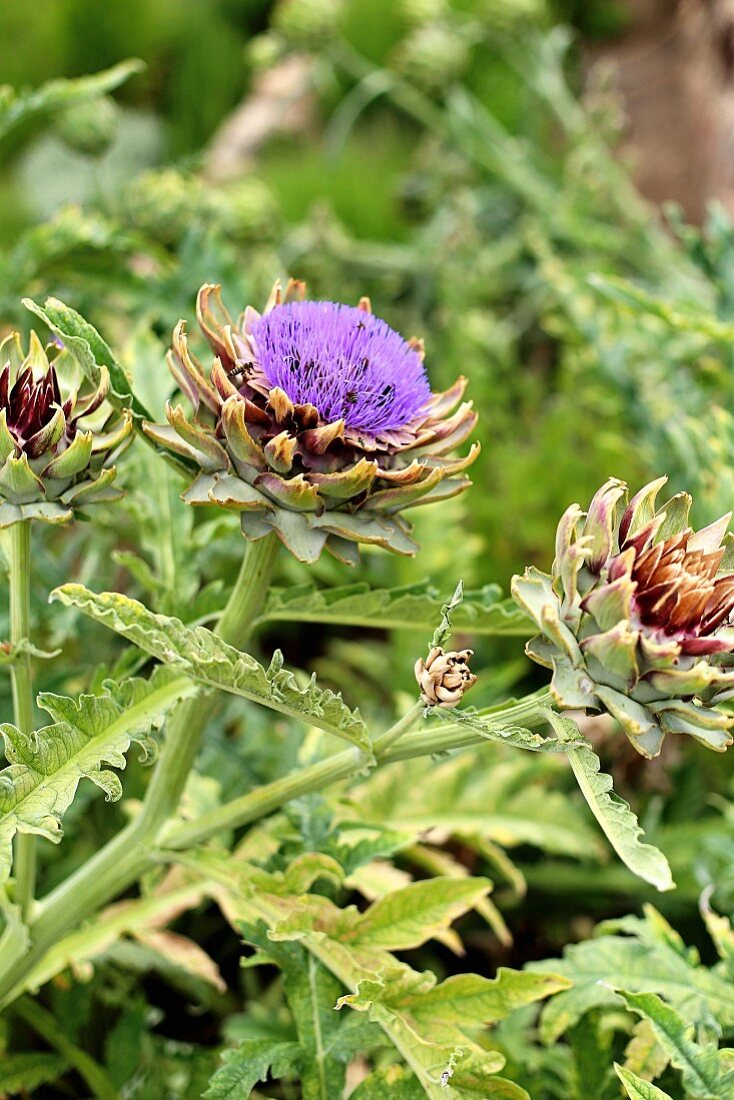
0,331 -> 132,527
415,646 -> 477,708
144,281 -> 479,564
55,95 -> 120,157
272,0 -> 345,43
513,477 -> 734,758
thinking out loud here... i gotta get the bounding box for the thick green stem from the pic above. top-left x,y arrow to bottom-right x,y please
134,534 -> 279,836
382,690 -> 554,762
167,698 -> 425,851
0,688 -> 552,1008
9,520 -> 36,919
0,535 -> 279,1006
165,694 -> 554,851
372,699 -> 425,758
167,746 -> 371,851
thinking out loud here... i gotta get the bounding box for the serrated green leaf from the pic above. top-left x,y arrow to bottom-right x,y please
257,580 -> 531,635
349,1065 -> 425,1099
0,1053 -> 69,1095
182,853 -> 544,1100
0,60 -> 143,141
530,907 -> 734,1044
204,1038 -> 301,1099
346,877 -> 491,951
700,888 -> 734,979
0,666 -> 197,883
545,711 -> 674,891
343,749 -> 601,861
243,928 -> 348,1100
339,967 -> 511,1100
51,585 -> 370,749
614,989 -> 727,1100
23,296 -> 153,425
623,1017 -> 670,1083
614,1064 -> 674,1100
428,706 -> 587,754
407,969 -> 571,1030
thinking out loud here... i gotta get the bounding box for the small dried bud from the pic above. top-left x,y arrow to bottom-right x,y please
414,646 -> 477,708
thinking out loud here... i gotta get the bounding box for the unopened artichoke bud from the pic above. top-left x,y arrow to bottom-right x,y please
272,0 -> 344,44
0,331 -> 132,527
400,0 -> 450,25
415,646 -> 477,708
123,168 -> 203,246
393,24 -> 471,92
221,180 -> 280,242
144,281 -> 478,564
512,477 -> 734,758
246,33 -> 287,73
55,95 -> 120,157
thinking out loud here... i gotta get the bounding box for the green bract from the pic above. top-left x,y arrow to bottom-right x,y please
512,477 -> 734,758
0,331 -> 132,527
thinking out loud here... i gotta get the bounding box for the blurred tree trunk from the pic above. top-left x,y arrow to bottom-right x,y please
588,0 -> 734,222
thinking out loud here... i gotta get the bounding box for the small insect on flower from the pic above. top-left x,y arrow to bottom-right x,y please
415,646 -> 477,708
144,280 -> 479,563
0,331 -> 132,527
512,476 -> 734,758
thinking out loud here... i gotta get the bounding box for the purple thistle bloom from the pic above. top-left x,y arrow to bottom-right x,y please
249,300 -> 432,435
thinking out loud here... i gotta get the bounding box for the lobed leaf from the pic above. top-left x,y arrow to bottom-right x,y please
530,905 -> 734,1044
349,1065 -> 426,1099
614,1065 -> 674,1100
0,1053 -> 70,1096
0,60 -> 144,142
545,712 -> 674,891
343,749 -> 601,862
180,851 -> 555,1100
24,297 -> 154,426
614,989 -> 731,1100
0,666 -> 196,883
428,706 -> 588,754
204,1037 -> 301,1099
345,876 -> 491,952
51,585 -> 371,750
257,580 -> 531,635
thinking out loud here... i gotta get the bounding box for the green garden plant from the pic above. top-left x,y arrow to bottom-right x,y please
4,15 -> 734,1099
2,277 -> 732,1098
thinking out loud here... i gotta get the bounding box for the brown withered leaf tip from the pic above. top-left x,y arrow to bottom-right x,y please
414,646 -> 477,708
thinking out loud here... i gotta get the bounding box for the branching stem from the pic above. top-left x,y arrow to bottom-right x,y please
9,520 -> 36,919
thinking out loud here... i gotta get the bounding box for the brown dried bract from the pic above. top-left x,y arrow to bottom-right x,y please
414,646 -> 477,708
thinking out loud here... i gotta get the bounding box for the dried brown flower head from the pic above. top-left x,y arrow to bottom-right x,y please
414,646 -> 477,708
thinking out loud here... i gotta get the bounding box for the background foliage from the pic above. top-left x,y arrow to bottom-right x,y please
3,1 -> 734,1097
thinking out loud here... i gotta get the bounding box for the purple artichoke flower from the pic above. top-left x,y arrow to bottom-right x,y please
144,281 -> 479,563
0,331 -> 132,526
512,477 -> 734,758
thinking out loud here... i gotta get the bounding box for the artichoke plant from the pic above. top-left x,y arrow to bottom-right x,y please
0,331 -> 132,527
512,477 -> 734,757
144,281 -> 479,563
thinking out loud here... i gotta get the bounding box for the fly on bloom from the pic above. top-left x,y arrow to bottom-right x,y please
512,477 -> 734,758
0,331 -> 132,526
144,281 -> 479,563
